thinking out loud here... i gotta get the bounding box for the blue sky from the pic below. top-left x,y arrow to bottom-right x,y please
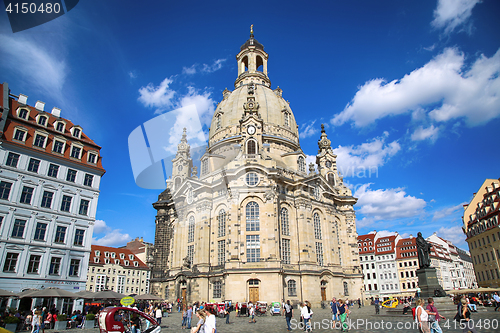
1,0 -> 499,249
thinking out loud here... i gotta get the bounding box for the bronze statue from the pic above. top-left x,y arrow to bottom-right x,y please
416,232 -> 432,268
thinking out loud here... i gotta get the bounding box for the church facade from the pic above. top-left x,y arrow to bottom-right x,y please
150,31 -> 363,306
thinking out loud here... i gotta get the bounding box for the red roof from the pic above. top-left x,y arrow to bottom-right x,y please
0,83 -> 105,174
357,233 -> 376,254
90,245 -> 149,269
395,237 -> 417,259
375,235 -> 397,254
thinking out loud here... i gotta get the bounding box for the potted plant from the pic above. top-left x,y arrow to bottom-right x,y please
4,315 -> 20,332
85,313 -> 95,321
54,314 -> 67,330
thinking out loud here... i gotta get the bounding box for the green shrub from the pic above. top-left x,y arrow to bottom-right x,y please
86,314 -> 95,320
4,316 -> 21,324
57,314 -> 67,321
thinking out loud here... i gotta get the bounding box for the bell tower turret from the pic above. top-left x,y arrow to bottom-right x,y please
235,25 -> 271,88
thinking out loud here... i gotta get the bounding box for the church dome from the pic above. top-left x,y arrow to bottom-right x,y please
208,28 -> 300,158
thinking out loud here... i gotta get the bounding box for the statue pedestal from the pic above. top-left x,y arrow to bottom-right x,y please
416,267 -> 446,298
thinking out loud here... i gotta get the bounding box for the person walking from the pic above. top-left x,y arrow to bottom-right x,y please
203,307 -> 216,333
330,298 -> 339,328
155,307 -> 162,325
338,299 -> 349,332
248,303 -> 256,323
459,298 -> 478,333
415,298 -> 430,333
283,300 -> 293,331
494,292 -> 500,311
191,310 -> 205,333
181,306 -> 187,329
426,298 -> 445,333
31,310 -> 41,333
186,306 -> 193,329
374,298 -> 380,315
224,303 -> 230,324
300,301 -> 313,332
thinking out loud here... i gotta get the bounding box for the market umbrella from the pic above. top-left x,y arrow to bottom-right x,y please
75,290 -> 95,299
92,290 -> 127,300
18,289 -> 41,298
0,289 -> 17,297
28,287 -> 79,298
134,294 -> 163,301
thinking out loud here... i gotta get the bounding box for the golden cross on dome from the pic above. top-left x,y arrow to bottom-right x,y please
250,24 -> 254,35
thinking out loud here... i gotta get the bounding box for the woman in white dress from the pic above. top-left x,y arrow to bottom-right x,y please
415,298 -> 430,333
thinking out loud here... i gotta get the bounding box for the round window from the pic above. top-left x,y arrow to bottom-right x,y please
245,172 -> 259,186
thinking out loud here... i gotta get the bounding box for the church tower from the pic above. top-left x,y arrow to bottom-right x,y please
151,28 -> 363,306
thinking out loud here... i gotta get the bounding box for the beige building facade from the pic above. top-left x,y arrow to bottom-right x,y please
463,178 -> 500,287
150,31 -> 363,306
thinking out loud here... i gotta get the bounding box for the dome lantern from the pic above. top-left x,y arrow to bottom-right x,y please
235,25 -> 270,88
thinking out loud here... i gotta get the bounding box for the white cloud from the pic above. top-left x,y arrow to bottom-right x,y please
431,0 -> 481,34
354,183 -> 426,221
92,220 -> 131,247
129,71 -> 137,79
182,65 -> 197,75
178,86 -> 216,127
202,59 -> 226,73
332,134 -> 400,178
433,202 -> 467,221
299,120 -> 318,139
138,77 -> 176,111
437,225 -> 466,246
411,125 -> 439,142
332,47 -> 500,128
377,230 -> 398,238
0,35 -> 67,104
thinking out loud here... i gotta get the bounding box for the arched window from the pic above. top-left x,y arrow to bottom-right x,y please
298,156 -> 305,173
213,281 -> 222,298
328,173 -> 335,186
174,178 -> 181,190
256,55 -> 263,72
281,207 -> 289,236
313,213 -> 322,240
216,114 -> 221,129
284,112 -> 289,127
188,216 -> 195,243
202,159 -> 208,175
247,140 -> 256,155
248,279 -> 259,285
287,280 -> 297,296
217,209 -> 226,237
246,202 -> 260,231
343,281 -> 349,296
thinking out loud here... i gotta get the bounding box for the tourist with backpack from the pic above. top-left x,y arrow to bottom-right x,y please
283,300 -> 293,331
300,301 -> 313,332
458,298 -> 478,333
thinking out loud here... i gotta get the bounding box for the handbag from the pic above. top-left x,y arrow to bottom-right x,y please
428,314 -> 436,322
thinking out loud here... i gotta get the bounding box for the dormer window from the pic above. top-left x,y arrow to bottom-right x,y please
33,131 -> 48,149
52,137 -> 66,154
13,127 -> 28,142
94,257 -> 100,263
17,108 -> 29,120
129,254 -> 134,260
124,260 -> 129,266
216,114 -> 221,129
55,121 -> 65,133
88,151 -> 98,164
111,252 -> 116,258
95,250 -> 100,256
134,261 -> 139,267
37,115 -> 48,126
104,258 -> 110,264
104,252 -> 109,257
120,253 -> 125,259
115,259 -> 120,264
71,127 -> 82,139
70,143 -> 83,159
284,112 -> 289,127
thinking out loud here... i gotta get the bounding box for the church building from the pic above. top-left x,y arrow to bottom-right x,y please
150,29 -> 363,306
